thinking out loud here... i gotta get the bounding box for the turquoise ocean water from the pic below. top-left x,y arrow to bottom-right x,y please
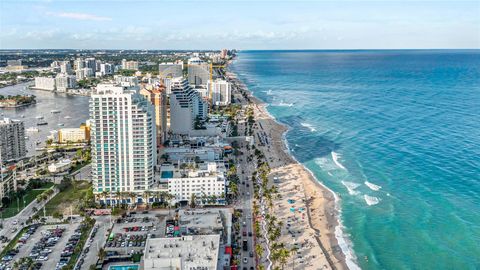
230,50 -> 480,270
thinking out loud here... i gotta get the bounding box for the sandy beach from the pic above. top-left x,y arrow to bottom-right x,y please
229,69 -> 349,269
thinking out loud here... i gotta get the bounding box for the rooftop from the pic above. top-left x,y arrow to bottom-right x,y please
144,235 -> 220,270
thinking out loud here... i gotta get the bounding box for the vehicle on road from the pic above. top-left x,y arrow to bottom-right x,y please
242,240 -> 248,251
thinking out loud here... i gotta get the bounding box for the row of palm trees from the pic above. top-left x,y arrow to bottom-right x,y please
250,142 -> 293,270
96,190 -> 174,206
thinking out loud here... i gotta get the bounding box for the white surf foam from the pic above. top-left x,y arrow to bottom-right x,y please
365,181 -> 382,191
314,157 -> 338,172
331,151 -> 347,170
300,122 -> 317,132
235,73 -> 360,270
335,226 -> 362,270
342,181 -> 361,195
276,101 -> 294,107
364,195 -> 381,206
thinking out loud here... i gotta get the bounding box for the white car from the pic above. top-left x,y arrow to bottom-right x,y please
243,257 -> 248,264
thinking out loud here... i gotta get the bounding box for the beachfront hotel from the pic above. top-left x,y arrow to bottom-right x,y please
160,162 -> 226,205
169,78 -> 208,135
207,79 -> 232,106
90,84 -> 156,204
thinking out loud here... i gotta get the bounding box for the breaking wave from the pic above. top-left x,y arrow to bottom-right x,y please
342,181 -> 361,195
300,122 -> 317,132
365,181 -> 382,191
331,151 -> 347,170
364,195 -> 381,206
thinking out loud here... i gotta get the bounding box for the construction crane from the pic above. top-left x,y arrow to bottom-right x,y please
208,63 -> 226,101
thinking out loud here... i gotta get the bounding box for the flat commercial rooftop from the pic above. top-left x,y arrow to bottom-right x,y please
144,235 -> 220,270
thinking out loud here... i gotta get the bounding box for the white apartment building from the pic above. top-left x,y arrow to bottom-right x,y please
114,75 -> 138,87
55,75 -> 77,92
187,57 -> 210,86
158,62 -> 183,79
207,79 -> 231,106
100,63 -> 113,76
34,77 -> 56,91
58,128 -> 86,143
121,59 -> 139,70
163,162 -> 226,204
74,58 -> 85,70
170,78 -> 208,135
85,58 -> 96,71
0,118 -> 26,162
60,61 -> 72,75
75,69 -> 86,80
90,84 -> 156,203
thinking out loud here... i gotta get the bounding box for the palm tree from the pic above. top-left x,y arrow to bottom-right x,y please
255,244 -> 264,258
290,246 -> 299,270
115,191 -> 122,206
143,191 -> 152,205
128,192 -> 137,206
278,248 -> 290,270
101,191 -> 108,205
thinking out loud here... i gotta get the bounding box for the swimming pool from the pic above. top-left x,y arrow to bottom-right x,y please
161,171 -> 173,178
108,265 -> 139,270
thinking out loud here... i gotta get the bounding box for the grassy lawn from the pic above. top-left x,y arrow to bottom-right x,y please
1,182 -> 54,218
44,180 -> 91,216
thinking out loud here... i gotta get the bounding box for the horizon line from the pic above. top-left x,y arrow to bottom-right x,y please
0,48 -> 479,51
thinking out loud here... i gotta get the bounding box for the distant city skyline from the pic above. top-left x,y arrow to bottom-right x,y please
1,0 -> 479,50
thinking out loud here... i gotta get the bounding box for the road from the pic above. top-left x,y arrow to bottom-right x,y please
73,164 -> 91,182
234,105 -> 257,270
0,187 -> 59,251
79,215 -> 111,270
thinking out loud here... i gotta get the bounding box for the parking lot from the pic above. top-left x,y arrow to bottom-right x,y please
105,210 -> 169,256
0,219 -> 81,270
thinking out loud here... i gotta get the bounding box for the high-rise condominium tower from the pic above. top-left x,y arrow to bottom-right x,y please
90,84 -> 156,203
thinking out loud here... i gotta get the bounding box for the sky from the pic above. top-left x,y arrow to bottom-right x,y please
0,0 -> 479,50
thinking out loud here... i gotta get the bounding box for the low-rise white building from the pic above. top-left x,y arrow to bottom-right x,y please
34,77 -> 56,91
114,75 -> 138,87
143,235 -> 220,270
161,162 -> 226,205
58,128 -> 86,143
48,159 -> 72,173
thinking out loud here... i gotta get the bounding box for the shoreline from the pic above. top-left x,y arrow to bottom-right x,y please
229,69 -> 353,269
250,95 -> 350,270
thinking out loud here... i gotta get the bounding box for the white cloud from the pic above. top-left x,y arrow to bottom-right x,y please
48,12 -> 112,21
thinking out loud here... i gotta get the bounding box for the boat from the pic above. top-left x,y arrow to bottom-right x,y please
37,120 -> 48,126
57,123 -> 64,127
50,109 -> 61,114
36,115 -> 44,119
64,116 -> 72,119
26,127 -> 39,132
